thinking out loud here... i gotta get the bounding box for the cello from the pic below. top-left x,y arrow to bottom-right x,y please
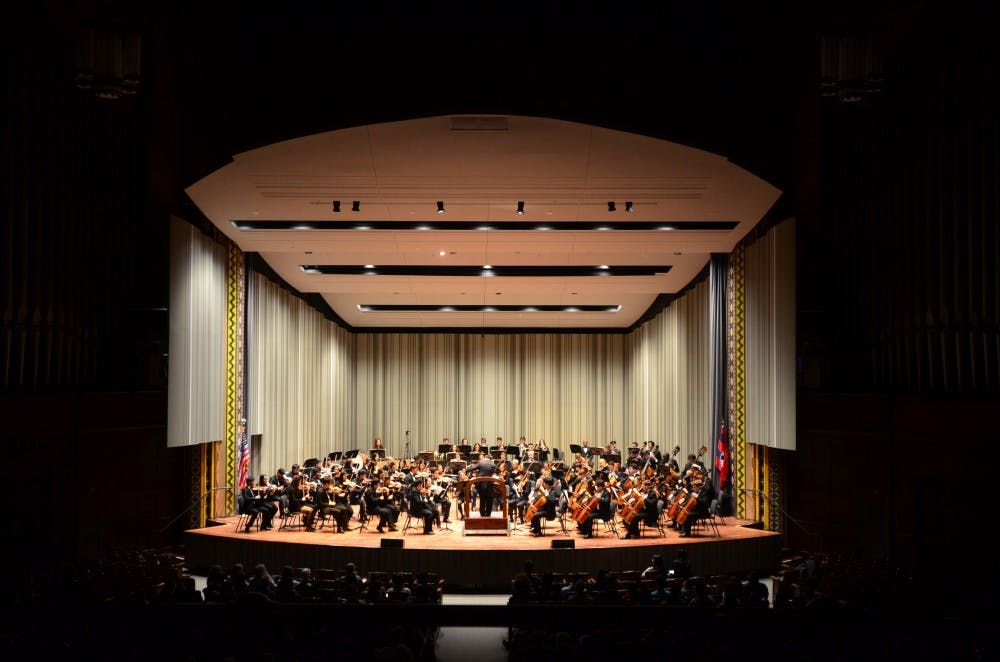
524,492 -> 547,522
620,486 -> 646,525
573,492 -> 600,525
675,489 -> 700,526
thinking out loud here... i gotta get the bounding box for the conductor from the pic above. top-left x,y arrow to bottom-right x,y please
470,453 -> 497,516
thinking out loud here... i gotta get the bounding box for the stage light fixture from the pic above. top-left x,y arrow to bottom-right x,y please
516,201 -> 525,214
436,201 -> 445,214
352,200 -> 360,212
608,201 -> 616,212
625,201 -> 633,212
332,200 -> 341,213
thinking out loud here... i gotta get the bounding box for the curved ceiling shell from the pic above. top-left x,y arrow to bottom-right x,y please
186,115 -> 781,329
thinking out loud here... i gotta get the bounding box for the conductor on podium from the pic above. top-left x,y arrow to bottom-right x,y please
470,453 -> 497,516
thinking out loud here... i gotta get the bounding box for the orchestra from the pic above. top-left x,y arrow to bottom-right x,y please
234,436 -> 718,542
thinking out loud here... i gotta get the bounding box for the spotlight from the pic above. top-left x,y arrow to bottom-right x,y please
436,201 -> 445,214
516,201 -> 525,214
352,201 -> 360,212
608,201 -> 616,212
332,200 -> 341,213
625,201 -> 633,212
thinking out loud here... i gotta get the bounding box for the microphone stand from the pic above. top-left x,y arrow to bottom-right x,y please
741,488 -> 823,551
159,487 -> 233,534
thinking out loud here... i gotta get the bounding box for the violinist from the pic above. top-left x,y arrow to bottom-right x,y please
408,478 -> 437,534
240,477 -> 276,531
269,468 -> 290,517
429,468 -> 452,524
508,460 -> 530,523
577,478 -> 612,539
287,474 -> 312,529
363,472 -> 397,533
529,475 -> 561,537
682,453 -> 706,477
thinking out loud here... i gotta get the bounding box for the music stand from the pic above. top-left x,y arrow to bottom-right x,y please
369,449 -> 385,461
603,453 -> 621,466
448,460 -> 467,474
328,451 -> 343,461
538,450 -> 549,462
569,444 -> 582,455
526,462 -> 542,475
490,449 -> 504,460
344,450 -> 359,459
505,445 -> 520,457
457,444 -> 472,455
303,458 -> 321,468
438,444 -> 451,455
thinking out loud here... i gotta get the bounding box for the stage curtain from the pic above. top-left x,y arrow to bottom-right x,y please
745,218 -> 797,450
354,333 -> 626,458
167,217 -> 226,447
623,279 -> 712,459
247,271 -> 355,475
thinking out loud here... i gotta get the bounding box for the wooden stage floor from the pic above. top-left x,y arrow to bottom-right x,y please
183,510 -> 781,590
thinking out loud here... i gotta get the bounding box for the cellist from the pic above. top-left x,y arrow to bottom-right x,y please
577,478 -> 612,539
622,479 -> 660,539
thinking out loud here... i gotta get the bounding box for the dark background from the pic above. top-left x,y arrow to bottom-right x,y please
2,1 -> 996,605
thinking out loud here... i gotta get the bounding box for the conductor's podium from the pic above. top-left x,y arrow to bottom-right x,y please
461,476 -> 511,535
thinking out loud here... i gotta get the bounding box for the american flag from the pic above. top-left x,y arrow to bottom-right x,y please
237,427 -> 250,489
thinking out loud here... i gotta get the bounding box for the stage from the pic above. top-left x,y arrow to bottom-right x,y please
183,509 -> 781,590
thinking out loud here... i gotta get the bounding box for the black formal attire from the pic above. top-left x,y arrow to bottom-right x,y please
471,458 -> 497,516
577,488 -> 612,537
529,483 -> 562,534
363,486 -> 395,531
408,489 -> 436,533
239,485 -> 276,530
680,482 -> 716,536
625,488 -> 660,538
269,474 -> 290,516
508,472 -> 530,522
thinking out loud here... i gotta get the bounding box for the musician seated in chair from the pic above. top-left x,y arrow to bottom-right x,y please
679,475 -> 715,537
240,477 -> 276,531
623,482 -> 660,539
577,478 -> 612,539
529,475 -> 561,537
408,481 -> 437,534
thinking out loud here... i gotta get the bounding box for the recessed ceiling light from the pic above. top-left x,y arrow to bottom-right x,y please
364,264 -> 375,269
625,201 -> 633,212
292,224 -> 313,230
596,226 -> 612,231
565,306 -> 579,312
658,225 -> 675,231
483,265 -> 492,269
439,250 -> 446,256
416,225 -> 432,230
598,265 -> 609,270
356,225 -> 370,230
436,201 -> 445,214
477,225 -> 492,231
440,306 -> 453,311
535,225 -> 551,231
516,201 -> 525,214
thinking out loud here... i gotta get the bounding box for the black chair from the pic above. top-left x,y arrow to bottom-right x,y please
235,495 -> 259,533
